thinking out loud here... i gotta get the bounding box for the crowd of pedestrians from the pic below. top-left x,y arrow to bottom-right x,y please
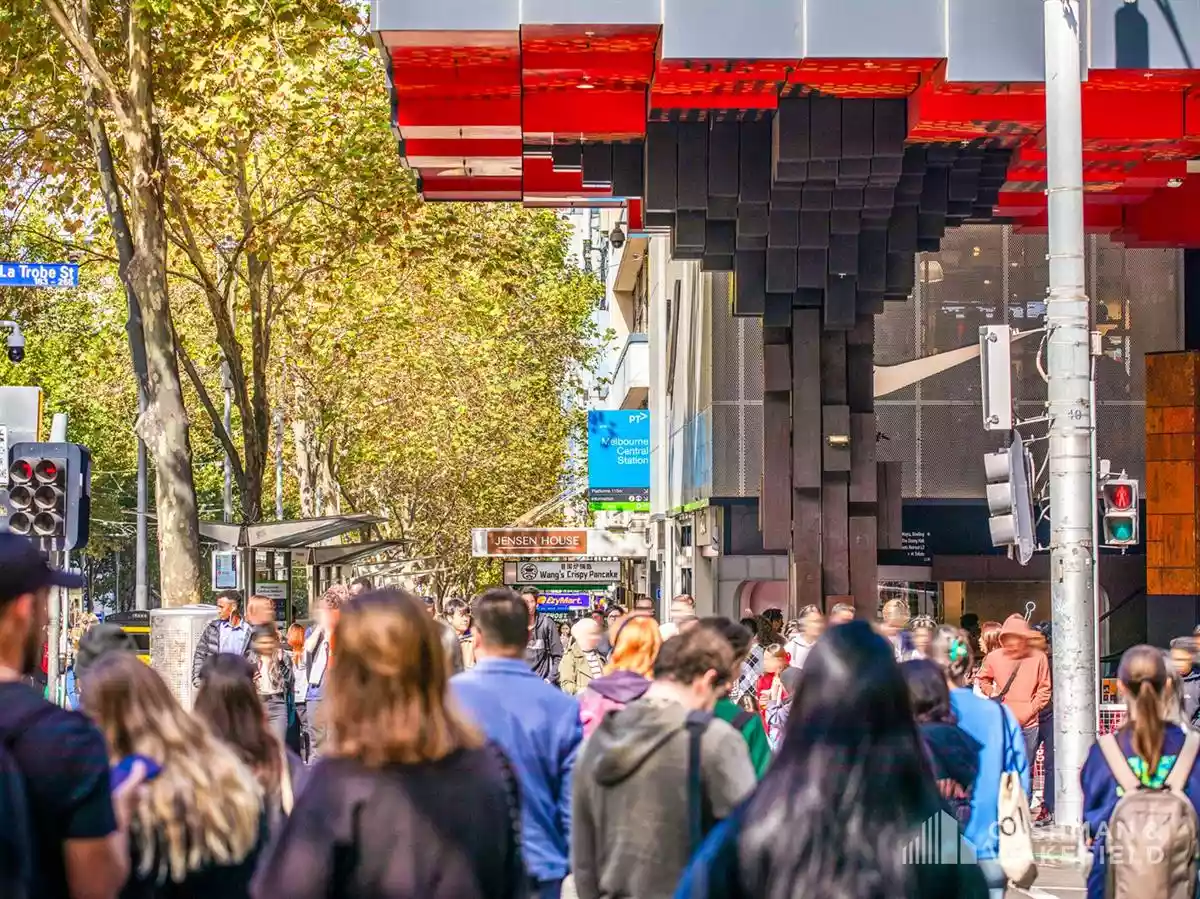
10,525 -> 1200,899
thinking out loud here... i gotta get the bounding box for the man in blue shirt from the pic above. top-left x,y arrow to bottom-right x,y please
453,587 -> 582,899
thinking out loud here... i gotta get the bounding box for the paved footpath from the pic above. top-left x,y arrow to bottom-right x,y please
1009,830 -> 1087,899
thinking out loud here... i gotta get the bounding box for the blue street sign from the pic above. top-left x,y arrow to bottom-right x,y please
539,591 -> 592,613
587,409 -> 650,511
0,262 -> 79,289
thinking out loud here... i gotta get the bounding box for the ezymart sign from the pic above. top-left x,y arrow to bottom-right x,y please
504,560 -> 620,585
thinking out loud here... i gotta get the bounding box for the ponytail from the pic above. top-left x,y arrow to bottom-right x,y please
1131,679 -> 1166,776
1117,645 -> 1171,776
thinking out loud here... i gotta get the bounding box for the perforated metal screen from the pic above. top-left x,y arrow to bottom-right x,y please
875,225 -> 1181,498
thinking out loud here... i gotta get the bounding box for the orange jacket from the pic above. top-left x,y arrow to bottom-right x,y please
975,614 -> 1052,727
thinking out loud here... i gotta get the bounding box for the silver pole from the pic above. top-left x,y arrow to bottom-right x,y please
274,409 -> 284,520
135,385 -> 149,611
1044,0 -> 1096,827
47,551 -> 62,705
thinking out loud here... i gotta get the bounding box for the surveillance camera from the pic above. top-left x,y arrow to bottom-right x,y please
608,224 -> 626,250
7,327 -> 25,364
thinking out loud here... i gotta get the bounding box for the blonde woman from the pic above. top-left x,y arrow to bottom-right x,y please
80,652 -> 263,898
251,589 -> 524,899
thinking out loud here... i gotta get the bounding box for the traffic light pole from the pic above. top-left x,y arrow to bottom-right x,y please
1044,0 -> 1097,827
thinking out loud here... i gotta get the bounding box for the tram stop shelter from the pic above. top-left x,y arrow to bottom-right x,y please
198,513 -> 398,621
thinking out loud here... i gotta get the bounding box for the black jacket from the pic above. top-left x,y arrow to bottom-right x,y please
524,614 -> 563,684
191,618 -> 252,687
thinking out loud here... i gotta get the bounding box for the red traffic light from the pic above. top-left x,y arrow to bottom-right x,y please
34,460 -> 59,483
9,459 -> 32,485
1110,484 -> 1133,510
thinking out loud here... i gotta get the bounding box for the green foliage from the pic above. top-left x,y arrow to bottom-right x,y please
1,1 -> 604,597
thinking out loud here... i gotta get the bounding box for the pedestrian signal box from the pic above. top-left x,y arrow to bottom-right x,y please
6,442 -> 91,551
1100,478 -> 1138,548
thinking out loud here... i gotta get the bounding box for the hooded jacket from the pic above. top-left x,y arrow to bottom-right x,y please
578,670 -> 653,738
975,615 -> 1052,727
571,694 -> 756,899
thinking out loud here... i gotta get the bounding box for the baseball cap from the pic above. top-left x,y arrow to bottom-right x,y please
0,533 -> 84,604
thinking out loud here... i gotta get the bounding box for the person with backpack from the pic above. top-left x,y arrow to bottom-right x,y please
577,614 -> 661,738
902,659 -> 982,830
571,627 -> 755,899
1082,644 -> 1200,899
699,617 -> 773,777
0,534 -> 140,899
928,626 -> 1030,899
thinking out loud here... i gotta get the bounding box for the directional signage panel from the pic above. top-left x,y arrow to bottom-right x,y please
505,559 -> 621,584
587,409 -> 650,511
0,262 -> 79,288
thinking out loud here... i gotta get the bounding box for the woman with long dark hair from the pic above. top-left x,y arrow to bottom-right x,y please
250,589 -> 524,899
902,659 -> 981,828
194,653 -> 305,838
677,621 -> 987,899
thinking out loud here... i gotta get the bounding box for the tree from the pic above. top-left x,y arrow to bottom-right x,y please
1,0 -> 206,603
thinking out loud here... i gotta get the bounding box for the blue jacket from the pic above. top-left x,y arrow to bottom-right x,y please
1081,725 -> 1200,899
949,687 -> 1030,861
452,657 -> 582,882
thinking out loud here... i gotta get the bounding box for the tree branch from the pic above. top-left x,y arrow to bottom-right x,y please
174,329 -> 248,492
40,0 -> 134,132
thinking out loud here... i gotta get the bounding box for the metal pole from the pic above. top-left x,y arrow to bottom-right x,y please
1090,350 -> 1101,713
46,551 -> 60,703
1044,0 -> 1096,827
275,409 -> 284,520
135,388 -> 149,610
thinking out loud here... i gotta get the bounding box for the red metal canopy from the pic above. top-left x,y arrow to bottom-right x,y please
378,23 -> 1200,246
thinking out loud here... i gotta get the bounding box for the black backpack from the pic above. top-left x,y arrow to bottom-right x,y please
0,704 -> 53,899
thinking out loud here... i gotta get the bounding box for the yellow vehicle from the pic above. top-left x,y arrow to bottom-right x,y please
104,610 -> 151,664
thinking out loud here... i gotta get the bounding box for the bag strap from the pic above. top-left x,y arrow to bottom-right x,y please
685,711 -> 712,852
1098,733 -> 1141,793
731,710 -> 755,731
994,662 -> 1023,703
1165,730 -> 1200,793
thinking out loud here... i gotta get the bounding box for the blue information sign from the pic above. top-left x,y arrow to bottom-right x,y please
0,262 -> 79,288
539,591 -> 593,613
587,409 -> 650,511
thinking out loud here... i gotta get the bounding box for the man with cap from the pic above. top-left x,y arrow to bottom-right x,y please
0,533 -> 137,899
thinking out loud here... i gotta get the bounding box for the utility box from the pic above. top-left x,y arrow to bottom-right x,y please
150,605 -> 217,710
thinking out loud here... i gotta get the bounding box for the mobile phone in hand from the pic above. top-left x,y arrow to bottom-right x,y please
110,754 -> 162,792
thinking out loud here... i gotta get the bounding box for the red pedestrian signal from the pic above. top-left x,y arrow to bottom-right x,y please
1111,483 -> 1132,510
1100,478 -> 1139,548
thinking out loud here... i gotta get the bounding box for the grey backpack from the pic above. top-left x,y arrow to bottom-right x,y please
1098,730 -> 1200,899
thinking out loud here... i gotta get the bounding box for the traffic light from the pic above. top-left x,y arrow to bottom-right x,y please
984,431 -> 1036,565
5,442 -> 91,551
1101,478 -> 1139,547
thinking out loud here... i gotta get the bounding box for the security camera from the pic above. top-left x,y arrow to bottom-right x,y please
608,224 -> 626,250
1,321 -> 25,364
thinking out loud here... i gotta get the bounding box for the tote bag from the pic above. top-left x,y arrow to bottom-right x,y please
997,703 -> 1038,888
